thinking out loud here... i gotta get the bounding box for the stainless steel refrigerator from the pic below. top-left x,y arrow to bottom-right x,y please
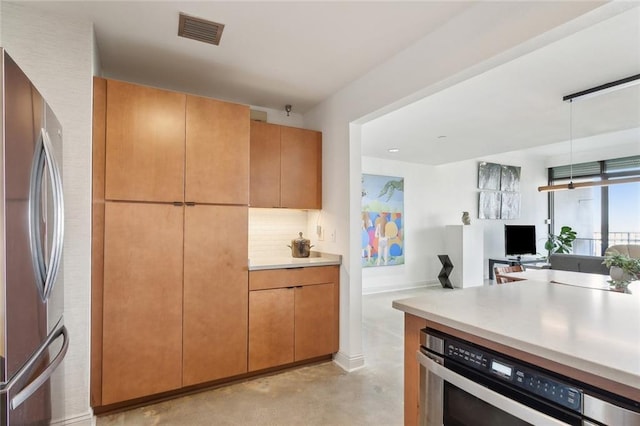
0,49 -> 68,425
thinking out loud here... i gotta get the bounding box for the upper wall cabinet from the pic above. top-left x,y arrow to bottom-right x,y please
105,80 -> 185,203
280,126 -> 322,209
250,121 -> 322,209
104,79 -> 249,204
185,95 -> 249,205
250,121 -> 281,207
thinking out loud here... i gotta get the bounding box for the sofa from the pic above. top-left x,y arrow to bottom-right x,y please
549,253 -> 609,275
549,245 -> 640,275
604,244 -> 640,258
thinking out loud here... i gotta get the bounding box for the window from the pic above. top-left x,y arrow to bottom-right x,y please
548,155 -> 640,256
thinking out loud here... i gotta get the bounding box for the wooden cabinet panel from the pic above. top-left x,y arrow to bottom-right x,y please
249,121 -> 281,207
250,265 -> 338,291
93,78 -> 255,408
183,205 -> 248,386
91,77 -> 106,407
248,266 -> 339,370
248,288 -> 294,371
280,127 -> 322,209
105,80 -> 186,203
186,96 -> 250,204
102,202 -> 184,405
295,283 -> 338,360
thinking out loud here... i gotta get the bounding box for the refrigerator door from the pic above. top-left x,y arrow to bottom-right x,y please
2,50 -> 48,383
0,321 -> 68,426
29,104 -> 64,333
0,49 -> 65,424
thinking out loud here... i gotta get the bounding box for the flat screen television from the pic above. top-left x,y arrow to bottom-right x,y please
504,225 -> 537,258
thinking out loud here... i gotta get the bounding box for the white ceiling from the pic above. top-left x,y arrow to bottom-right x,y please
28,1 -> 473,112
22,1 -> 640,165
361,5 -> 640,165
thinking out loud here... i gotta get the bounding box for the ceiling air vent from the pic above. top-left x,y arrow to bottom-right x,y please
178,13 -> 225,46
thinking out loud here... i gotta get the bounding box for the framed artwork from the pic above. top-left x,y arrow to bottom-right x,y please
501,192 -> 521,219
478,162 -> 501,190
479,191 -> 501,219
501,165 -> 521,192
478,162 -> 521,220
361,174 -> 404,267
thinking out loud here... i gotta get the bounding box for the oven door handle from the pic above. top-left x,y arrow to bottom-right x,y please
417,350 -> 571,426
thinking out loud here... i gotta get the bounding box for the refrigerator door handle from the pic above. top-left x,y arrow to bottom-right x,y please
41,127 -> 64,300
28,128 -> 65,301
0,323 -> 69,409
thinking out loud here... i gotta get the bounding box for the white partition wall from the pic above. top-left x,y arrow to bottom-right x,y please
445,225 -> 484,288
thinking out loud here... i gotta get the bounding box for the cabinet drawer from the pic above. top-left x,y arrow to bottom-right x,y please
249,265 -> 338,291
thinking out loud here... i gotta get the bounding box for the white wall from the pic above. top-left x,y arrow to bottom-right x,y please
361,152 -> 549,294
304,2 -> 621,370
250,105 -> 304,128
2,3 -> 94,424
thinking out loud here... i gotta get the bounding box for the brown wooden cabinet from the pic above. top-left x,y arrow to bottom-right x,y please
182,205 -> 248,386
248,266 -> 339,372
294,283 -> 337,360
250,121 -> 322,209
280,126 -> 322,209
186,95 -> 249,205
248,288 -> 294,371
93,78 -> 251,408
104,79 -> 250,205
102,202 -> 184,405
104,79 -> 186,203
249,121 -> 281,207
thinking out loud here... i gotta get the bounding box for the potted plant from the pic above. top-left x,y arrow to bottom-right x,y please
544,226 -> 577,260
603,252 -> 640,282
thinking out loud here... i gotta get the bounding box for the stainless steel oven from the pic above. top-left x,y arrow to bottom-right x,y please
418,328 -> 640,426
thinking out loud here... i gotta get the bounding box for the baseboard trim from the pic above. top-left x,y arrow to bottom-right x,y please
51,411 -> 94,426
362,281 -> 438,295
333,351 -> 365,372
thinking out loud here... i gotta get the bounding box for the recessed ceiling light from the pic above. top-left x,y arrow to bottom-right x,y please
388,148 -> 400,153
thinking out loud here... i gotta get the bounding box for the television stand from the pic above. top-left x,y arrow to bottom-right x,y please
488,257 -> 546,279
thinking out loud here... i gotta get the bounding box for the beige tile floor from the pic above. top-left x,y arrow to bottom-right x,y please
96,287 -> 435,426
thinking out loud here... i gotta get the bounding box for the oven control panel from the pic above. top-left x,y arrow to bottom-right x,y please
444,339 -> 582,412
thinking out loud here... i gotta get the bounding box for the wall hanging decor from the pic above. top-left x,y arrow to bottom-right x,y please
361,174 -> 404,267
477,162 -> 521,219
500,165 -> 521,192
479,191 -> 501,219
478,162 -> 502,190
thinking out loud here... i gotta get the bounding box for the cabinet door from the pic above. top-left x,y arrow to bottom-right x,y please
294,283 -> 338,360
249,121 -> 281,207
183,205 -> 248,386
102,202 -> 183,404
186,96 -> 250,204
248,288 -> 294,371
105,80 -> 186,203
280,126 -> 322,209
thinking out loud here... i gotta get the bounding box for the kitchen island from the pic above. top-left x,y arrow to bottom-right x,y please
392,281 -> 640,425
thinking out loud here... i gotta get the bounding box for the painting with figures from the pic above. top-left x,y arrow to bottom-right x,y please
361,174 -> 404,267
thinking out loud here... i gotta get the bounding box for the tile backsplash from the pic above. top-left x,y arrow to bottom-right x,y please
249,208 -> 309,258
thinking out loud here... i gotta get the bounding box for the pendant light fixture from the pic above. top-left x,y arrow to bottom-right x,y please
538,73 -> 640,192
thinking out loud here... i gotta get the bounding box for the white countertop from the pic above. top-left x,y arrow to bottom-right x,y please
500,269 -> 638,292
392,281 -> 640,394
249,252 -> 341,270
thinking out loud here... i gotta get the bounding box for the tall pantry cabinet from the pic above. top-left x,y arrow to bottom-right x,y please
92,78 -> 250,407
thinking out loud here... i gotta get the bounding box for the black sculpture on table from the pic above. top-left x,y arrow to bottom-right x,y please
437,255 -> 454,289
